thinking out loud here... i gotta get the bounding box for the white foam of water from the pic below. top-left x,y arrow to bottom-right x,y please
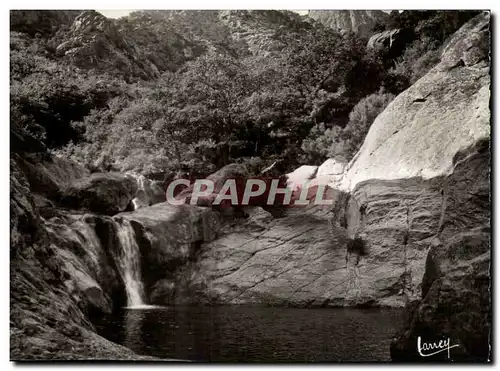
124,304 -> 164,310
115,219 -> 146,307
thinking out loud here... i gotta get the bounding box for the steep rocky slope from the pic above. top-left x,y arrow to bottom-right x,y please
218,10 -> 314,56
120,10 -> 315,60
40,10 -> 319,79
55,10 -> 160,80
308,10 -> 388,38
115,11 -> 209,73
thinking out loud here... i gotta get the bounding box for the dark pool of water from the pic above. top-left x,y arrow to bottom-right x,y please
93,306 -> 405,362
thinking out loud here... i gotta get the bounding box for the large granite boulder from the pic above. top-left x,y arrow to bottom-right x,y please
342,13 -> 490,191
60,172 -> 138,215
367,28 -> 415,61
15,153 -> 90,201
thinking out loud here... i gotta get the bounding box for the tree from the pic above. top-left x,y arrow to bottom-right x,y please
281,27 -> 385,126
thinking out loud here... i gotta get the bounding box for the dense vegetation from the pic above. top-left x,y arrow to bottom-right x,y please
10,10 -> 480,177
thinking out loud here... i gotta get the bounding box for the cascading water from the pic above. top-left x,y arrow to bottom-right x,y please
114,219 -> 146,308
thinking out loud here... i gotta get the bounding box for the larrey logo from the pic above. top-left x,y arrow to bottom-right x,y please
417,336 -> 460,359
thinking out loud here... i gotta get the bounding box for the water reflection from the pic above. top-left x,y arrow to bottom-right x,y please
94,306 -> 405,362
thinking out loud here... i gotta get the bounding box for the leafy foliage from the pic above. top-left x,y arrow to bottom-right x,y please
344,90 -> 395,153
386,10 -> 480,84
10,10 -> 477,176
301,90 -> 395,164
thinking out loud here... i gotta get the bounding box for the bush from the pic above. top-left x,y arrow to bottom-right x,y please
391,37 -> 441,84
347,237 -> 367,256
344,90 -> 395,156
300,124 -> 350,164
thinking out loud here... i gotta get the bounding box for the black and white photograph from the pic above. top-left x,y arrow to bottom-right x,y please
8,6 -> 492,363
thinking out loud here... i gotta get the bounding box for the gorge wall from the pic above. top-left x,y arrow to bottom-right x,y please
347,12 -> 491,361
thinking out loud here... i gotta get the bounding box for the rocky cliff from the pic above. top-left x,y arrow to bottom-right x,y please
390,138 -> 490,361
308,10 -> 388,38
55,10 -> 160,80
343,12 -> 490,361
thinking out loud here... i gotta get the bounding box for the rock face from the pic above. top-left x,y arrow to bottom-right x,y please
147,178 -> 441,308
147,202 -> 353,307
335,12 -> 490,361
390,139 -> 490,361
55,10 -> 159,80
339,12 -> 490,308
308,10 -> 389,38
346,176 -> 445,306
60,172 -> 138,215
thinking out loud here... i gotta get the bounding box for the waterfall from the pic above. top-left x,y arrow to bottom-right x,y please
114,219 -> 146,308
